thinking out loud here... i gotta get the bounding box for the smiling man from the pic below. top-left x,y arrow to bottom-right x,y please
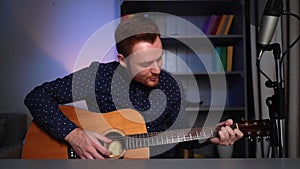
24,14 -> 243,159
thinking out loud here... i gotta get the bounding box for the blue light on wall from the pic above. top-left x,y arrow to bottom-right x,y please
0,0 -> 120,113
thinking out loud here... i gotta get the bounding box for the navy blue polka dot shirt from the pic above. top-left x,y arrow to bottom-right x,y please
24,61 -> 201,158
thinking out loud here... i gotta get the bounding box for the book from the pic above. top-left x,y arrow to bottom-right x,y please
210,15 -> 222,35
201,16 -> 211,34
215,14 -> 227,35
202,15 -> 218,35
213,46 -> 227,72
226,46 -> 234,71
220,47 -> 227,71
223,15 -> 234,35
220,15 -> 230,34
212,47 -> 222,72
207,15 -> 219,35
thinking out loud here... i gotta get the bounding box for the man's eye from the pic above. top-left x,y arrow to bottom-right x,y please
141,62 -> 151,67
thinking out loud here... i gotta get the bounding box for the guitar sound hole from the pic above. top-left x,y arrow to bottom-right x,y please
103,130 -> 126,159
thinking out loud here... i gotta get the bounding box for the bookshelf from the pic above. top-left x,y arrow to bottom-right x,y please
121,0 -> 250,158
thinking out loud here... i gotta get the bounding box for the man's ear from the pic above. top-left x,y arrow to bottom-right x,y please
118,54 -> 127,68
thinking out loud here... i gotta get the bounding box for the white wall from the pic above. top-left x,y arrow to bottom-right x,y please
0,0 -> 120,114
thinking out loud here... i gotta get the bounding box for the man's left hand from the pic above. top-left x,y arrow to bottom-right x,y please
209,119 -> 244,146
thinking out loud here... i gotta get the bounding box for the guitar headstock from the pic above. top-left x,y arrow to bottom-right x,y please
236,119 -> 271,138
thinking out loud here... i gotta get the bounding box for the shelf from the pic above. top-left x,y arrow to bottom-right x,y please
161,34 -> 243,46
121,0 -> 242,16
173,71 -> 244,76
186,106 -> 245,112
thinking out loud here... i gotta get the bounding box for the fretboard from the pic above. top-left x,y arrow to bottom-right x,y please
124,126 -> 218,150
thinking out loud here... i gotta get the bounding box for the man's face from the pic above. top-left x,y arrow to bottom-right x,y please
120,37 -> 163,88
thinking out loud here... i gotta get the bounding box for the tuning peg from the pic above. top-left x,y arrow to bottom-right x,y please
256,136 -> 262,142
248,136 -> 254,142
265,136 -> 270,142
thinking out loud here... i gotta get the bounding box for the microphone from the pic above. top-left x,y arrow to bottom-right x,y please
257,0 -> 283,60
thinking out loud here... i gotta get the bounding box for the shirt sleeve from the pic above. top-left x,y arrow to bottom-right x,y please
24,62 -> 100,142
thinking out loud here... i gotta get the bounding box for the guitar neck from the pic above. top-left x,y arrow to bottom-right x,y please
124,126 -> 218,150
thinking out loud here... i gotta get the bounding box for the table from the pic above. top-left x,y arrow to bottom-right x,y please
1,158 -> 299,169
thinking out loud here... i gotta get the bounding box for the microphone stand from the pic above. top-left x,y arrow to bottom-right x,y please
257,43 -> 286,158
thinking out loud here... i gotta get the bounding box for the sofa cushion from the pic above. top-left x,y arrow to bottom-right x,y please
0,113 -> 27,147
0,142 -> 23,158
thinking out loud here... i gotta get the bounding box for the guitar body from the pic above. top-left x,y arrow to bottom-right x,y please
22,105 -> 149,159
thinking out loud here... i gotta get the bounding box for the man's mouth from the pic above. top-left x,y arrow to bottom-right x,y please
149,76 -> 158,82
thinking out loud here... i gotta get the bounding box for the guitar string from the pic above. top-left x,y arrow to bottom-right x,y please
98,122 -> 258,144
101,127 -> 218,141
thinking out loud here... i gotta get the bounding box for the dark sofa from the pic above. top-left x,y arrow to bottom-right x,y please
0,113 -> 27,158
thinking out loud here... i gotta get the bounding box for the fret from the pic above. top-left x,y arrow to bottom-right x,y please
154,132 -> 159,146
131,136 -> 136,149
182,130 -> 186,142
132,136 -> 136,149
156,134 -> 160,145
194,128 -> 199,139
166,133 -> 169,144
186,131 -> 191,141
172,130 -> 178,143
125,136 -> 129,150
196,128 -> 201,139
171,131 -> 175,143
128,136 -> 132,149
167,132 -> 173,143
160,132 -> 164,145
190,129 -> 197,140
176,130 -> 181,142
127,136 -> 130,149
151,134 -> 155,146
170,131 -> 175,143
179,130 -> 185,142
182,130 -> 186,141
200,128 -> 205,139
146,135 -> 150,147
138,135 -> 142,148
144,133 -> 148,147
203,128 -> 206,138
134,136 -> 137,149
189,130 -> 193,140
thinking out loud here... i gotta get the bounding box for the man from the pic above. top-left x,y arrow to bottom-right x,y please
24,15 -> 243,159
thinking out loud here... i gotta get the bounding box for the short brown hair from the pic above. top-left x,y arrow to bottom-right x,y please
115,14 -> 160,58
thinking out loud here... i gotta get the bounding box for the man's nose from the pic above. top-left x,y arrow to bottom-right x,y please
151,62 -> 161,74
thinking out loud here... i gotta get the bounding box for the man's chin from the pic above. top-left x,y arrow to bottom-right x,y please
144,81 -> 158,88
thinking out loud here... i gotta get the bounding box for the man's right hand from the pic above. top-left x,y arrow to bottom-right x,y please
65,128 -> 112,159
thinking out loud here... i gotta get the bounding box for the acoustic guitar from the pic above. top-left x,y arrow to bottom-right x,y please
22,105 -> 270,159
